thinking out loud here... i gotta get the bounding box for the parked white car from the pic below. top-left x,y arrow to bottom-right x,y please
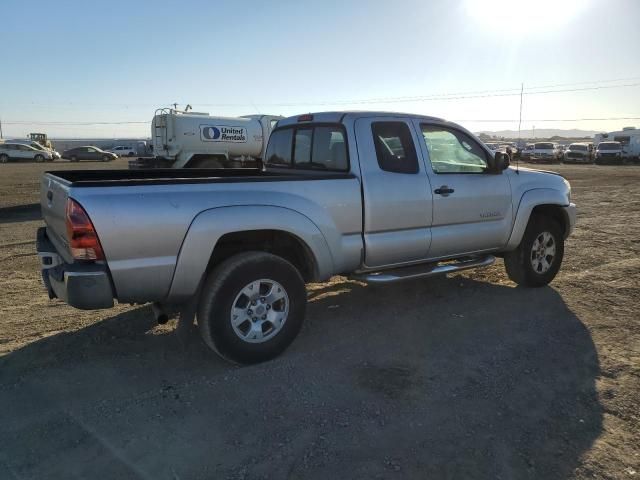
9,140 -> 61,160
107,146 -> 137,157
0,142 -> 54,163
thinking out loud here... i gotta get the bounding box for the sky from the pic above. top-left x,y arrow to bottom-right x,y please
0,0 -> 639,138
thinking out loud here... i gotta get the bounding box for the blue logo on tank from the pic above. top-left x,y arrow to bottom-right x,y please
203,126 -> 221,140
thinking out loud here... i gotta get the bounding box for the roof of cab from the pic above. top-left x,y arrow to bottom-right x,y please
276,111 -> 447,127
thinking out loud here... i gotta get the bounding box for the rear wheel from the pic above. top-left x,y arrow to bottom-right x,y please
70,156 -> 78,162
504,215 -> 564,287
0,154 -> 8,163
198,252 -> 307,364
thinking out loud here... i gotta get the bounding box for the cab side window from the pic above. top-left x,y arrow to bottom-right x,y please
371,122 -> 418,174
421,124 -> 488,174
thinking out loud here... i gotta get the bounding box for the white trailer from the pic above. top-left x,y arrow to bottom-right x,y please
131,109 -> 282,169
594,127 -> 640,161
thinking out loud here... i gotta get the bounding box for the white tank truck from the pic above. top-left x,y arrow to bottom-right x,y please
130,109 -> 282,169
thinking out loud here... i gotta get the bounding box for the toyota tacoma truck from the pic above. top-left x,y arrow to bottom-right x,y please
37,112 -> 576,364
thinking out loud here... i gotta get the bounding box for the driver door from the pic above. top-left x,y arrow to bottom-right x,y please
413,121 -> 513,259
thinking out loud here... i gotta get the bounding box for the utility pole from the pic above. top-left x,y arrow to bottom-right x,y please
517,83 -> 523,145
533,125 -> 535,139
516,83 -> 523,173
0,117 -> 3,139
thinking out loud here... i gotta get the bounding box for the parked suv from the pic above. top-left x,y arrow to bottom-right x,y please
62,146 -> 117,162
530,142 -> 561,164
0,142 -> 54,163
595,141 -> 624,165
564,143 -> 593,164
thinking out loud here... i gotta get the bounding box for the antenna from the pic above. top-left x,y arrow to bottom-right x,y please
516,82 -> 523,174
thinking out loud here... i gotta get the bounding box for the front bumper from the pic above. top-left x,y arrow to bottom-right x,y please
37,227 -> 114,309
564,203 -> 577,238
564,155 -> 590,163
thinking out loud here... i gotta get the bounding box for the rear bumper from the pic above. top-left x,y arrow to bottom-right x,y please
37,227 -> 114,310
564,203 -> 577,238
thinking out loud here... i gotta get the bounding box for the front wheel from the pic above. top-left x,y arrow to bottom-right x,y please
34,154 -> 44,163
102,155 -> 111,162
504,215 -> 565,287
198,252 -> 307,364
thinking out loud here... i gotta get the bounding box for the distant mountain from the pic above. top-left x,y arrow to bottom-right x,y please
476,128 -> 599,139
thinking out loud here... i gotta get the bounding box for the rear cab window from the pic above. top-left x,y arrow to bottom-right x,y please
265,124 -> 349,171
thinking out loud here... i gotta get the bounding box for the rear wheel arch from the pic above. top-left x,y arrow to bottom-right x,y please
167,206 -> 334,302
207,229 -> 319,283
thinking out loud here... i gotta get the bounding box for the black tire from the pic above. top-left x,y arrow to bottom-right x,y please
0,154 -> 8,163
70,156 -> 78,162
102,155 -> 111,162
198,251 -> 307,364
504,215 -> 565,287
34,154 -> 44,163
128,151 -> 136,156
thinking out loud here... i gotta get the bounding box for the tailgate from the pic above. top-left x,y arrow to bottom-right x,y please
40,173 -> 73,262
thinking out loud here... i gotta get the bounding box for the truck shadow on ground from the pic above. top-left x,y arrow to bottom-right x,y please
0,274 -> 602,479
0,203 -> 41,224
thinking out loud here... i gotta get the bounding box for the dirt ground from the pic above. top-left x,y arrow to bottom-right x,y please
0,159 -> 638,479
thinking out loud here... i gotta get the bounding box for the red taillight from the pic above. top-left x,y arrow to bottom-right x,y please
297,114 -> 314,122
65,199 -> 104,261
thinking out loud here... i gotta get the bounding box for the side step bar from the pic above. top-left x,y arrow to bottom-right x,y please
350,255 -> 496,284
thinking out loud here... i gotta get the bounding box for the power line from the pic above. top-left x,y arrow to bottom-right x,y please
3,116 -> 639,127
1,76 -> 639,109
191,79 -> 640,107
2,121 -> 148,125
453,117 -> 640,122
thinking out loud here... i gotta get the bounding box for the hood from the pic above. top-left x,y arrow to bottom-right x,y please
507,166 -> 571,203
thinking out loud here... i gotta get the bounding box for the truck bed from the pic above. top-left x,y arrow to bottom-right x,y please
40,167 -> 363,303
46,168 -> 355,187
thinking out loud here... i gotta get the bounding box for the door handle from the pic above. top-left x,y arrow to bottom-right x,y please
434,186 -> 454,196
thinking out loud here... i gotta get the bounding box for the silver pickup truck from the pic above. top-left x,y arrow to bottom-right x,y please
37,111 -> 576,363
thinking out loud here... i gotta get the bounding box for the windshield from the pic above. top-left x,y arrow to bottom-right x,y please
598,143 -> 621,151
535,143 -> 554,149
569,144 -> 588,152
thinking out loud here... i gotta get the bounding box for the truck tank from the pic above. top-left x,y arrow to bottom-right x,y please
151,110 -> 276,168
